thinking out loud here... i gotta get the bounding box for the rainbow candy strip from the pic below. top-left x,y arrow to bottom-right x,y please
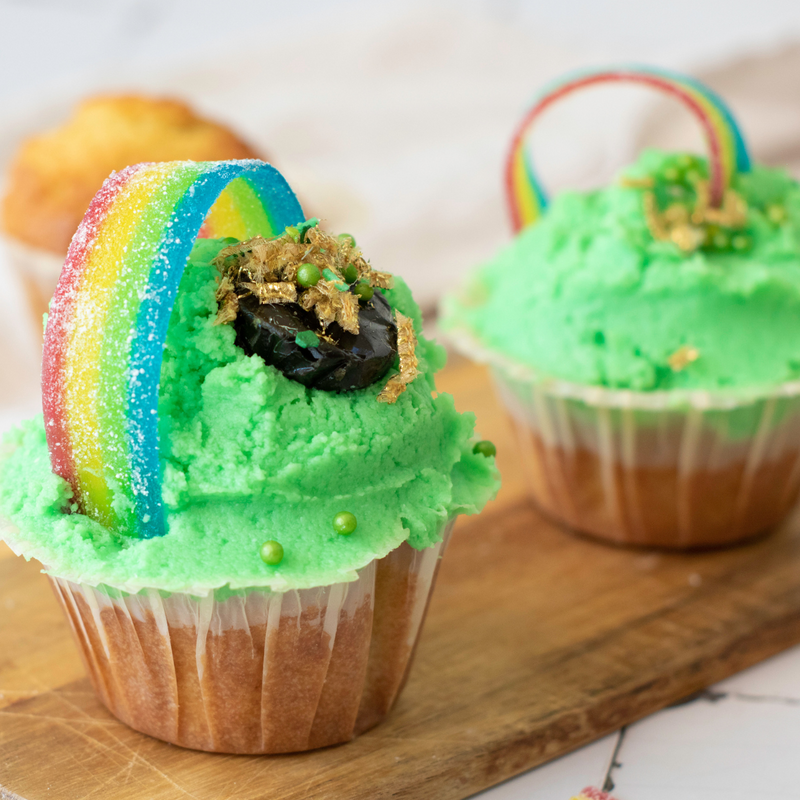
42,160 -> 304,539
506,65 -> 752,231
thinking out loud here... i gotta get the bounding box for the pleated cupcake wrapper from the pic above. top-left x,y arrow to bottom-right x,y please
495,365 -> 800,547
1,234 -> 64,326
444,326 -> 800,548
46,520 -> 454,754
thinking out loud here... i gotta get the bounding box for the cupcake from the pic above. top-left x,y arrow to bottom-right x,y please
1,95 -> 260,326
441,66 -> 800,549
0,160 -> 498,753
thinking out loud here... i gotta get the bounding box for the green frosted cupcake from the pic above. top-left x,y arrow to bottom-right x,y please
441,68 -> 800,550
1,161 -> 498,753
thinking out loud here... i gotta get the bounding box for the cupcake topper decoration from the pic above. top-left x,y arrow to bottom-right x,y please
42,160 -> 304,539
506,65 -> 752,232
212,223 -> 414,400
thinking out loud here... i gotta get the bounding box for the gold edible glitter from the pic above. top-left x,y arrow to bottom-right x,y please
337,291 -> 359,333
619,176 -> 655,190
215,221 -> 390,330
378,311 -> 419,403
670,225 -> 705,254
643,192 -> 668,241
668,345 -> 700,372
214,290 -> 239,326
299,280 -> 337,328
699,182 -> 747,228
368,270 -> 394,290
641,179 -> 748,255
242,282 -> 297,305
300,279 -> 360,333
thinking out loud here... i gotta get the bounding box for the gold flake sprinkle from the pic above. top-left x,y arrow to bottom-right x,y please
214,291 -> 239,326
242,282 -> 297,304
669,225 -> 705,254
215,274 -> 235,301
337,291 -> 359,333
690,180 -> 710,225
300,280 -> 361,334
282,262 -> 300,283
620,176 -> 655,189
378,311 -> 419,403
641,179 -> 748,255
214,221 -> 392,340
643,192 -> 669,241
704,187 -> 748,228
369,270 -> 394,290
668,345 -> 700,372
663,203 -> 690,226
299,280 -> 338,328
214,274 -> 238,325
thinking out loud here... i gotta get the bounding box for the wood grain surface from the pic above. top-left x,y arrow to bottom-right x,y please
3,360 -> 800,800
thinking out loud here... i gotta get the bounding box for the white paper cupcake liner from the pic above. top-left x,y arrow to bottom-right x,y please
45,520 -> 453,754
447,327 -> 800,548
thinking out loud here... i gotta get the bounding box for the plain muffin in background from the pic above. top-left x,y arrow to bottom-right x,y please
1,94 -> 262,322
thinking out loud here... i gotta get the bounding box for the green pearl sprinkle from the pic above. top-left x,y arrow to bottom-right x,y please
284,226 -> 300,242
260,540 -> 284,565
343,264 -> 359,284
338,232 -> 356,247
297,263 -> 321,288
472,440 -> 497,458
662,166 -> 681,183
333,511 -> 357,535
354,282 -> 374,303
712,231 -> 730,250
732,234 -> 752,251
767,204 -> 788,225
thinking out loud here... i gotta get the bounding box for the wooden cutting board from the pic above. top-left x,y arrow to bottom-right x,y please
4,359 -> 800,800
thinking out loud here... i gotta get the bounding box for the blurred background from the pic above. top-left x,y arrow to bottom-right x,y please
3,0 -> 800,427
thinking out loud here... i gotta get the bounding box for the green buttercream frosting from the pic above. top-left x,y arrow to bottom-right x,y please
0,239 -> 499,595
441,150 -> 800,392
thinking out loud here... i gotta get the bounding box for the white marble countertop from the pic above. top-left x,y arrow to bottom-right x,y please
476,646 -> 800,799
4,3 -> 800,798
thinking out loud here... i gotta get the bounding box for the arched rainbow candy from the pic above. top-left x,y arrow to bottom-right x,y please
42,160 -> 304,539
506,65 -> 752,231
